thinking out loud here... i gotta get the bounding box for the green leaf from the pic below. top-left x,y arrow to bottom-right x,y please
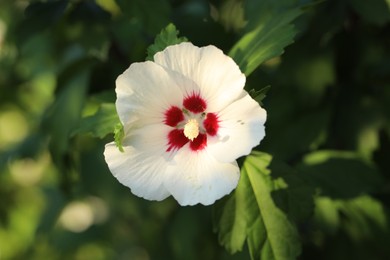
72,103 -> 120,138
339,195 -> 389,241
146,23 -> 188,61
214,152 -> 301,260
298,150 -> 383,199
41,59 -> 92,162
229,8 -> 301,76
313,195 -> 390,241
114,122 -> 124,152
312,196 -> 341,235
261,107 -> 330,161
311,194 -> 390,259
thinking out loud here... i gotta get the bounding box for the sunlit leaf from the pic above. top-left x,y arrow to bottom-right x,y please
229,8 -> 301,76
146,23 -> 188,61
214,152 -> 301,260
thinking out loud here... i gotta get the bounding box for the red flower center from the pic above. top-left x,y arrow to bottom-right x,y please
164,93 -> 219,152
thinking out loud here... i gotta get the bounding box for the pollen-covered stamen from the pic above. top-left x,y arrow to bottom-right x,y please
183,119 -> 199,141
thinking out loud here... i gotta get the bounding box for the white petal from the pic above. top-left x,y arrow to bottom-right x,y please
153,42 -> 202,78
164,148 -> 240,206
104,123 -> 172,201
116,61 -> 195,126
208,92 -> 267,163
154,43 -> 246,112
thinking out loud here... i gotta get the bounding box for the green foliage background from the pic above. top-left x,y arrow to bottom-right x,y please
0,0 -> 390,259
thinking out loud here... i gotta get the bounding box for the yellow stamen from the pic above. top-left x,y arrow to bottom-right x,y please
183,119 -> 199,141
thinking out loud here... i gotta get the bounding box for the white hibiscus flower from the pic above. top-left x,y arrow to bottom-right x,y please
104,42 -> 267,206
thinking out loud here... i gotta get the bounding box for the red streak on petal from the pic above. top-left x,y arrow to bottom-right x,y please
167,129 -> 189,152
164,106 -> 184,127
183,93 -> 207,113
203,113 -> 219,136
190,133 -> 207,151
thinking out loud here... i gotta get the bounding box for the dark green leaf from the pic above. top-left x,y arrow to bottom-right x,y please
115,0 -> 171,34
270,159 -> 315,222
261,107 -> 331,161
146,23 -> 188,61
17,0 -> 68,43
72,103 -> 119,138
349,0 -> 390,26
298,150 -> 383,199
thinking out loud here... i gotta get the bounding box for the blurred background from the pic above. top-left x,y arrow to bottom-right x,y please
0,0 -> 389,259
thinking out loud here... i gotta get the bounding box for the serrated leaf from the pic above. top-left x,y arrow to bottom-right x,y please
229,8 -> 301,76
72,103 -> 120,138
146,23 -> 188,61
214,152 -> 301,260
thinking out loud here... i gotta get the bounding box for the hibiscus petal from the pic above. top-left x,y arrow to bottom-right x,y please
116,61 -> 195,126
164,147 -> 240,206
104,123 -> 171,201
207,93 -> 267,163
154,42 -> 245,112
104,143 -> 170,201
